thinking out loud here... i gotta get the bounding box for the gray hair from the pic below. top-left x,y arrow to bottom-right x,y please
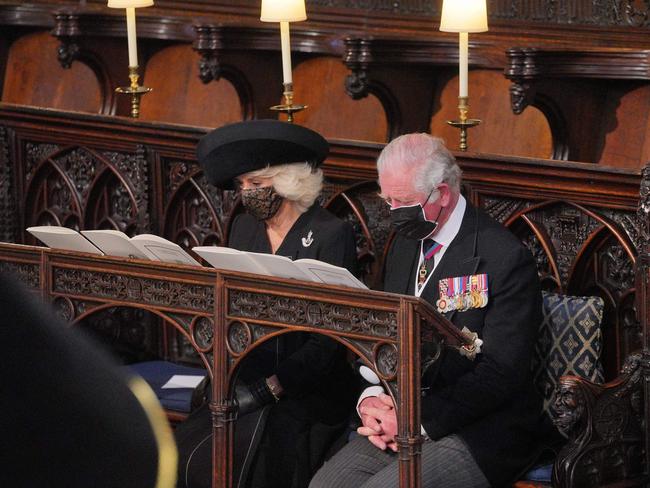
247,162 -> 323,213
377,133 -> 462,194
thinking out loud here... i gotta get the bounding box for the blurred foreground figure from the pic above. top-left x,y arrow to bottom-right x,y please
0,271 -> 177,488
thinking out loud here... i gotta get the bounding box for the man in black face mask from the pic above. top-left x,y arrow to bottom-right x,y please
310,134 -> 547,488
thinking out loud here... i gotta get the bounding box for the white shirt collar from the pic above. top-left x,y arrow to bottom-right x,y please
430,194 -> 466,246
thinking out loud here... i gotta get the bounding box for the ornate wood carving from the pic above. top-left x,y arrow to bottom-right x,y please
193,24 -> 222,84
52,267 -> 215,312
343,38 -> 371,100
0,126 -> 16,243
162,160 -> 238,247
22,143 -> 150,236
52,11 -> 80,69
552,353 -> 645,487
505,47 -> 650,162
0,260 -> 39,287
228,289 -> 398,339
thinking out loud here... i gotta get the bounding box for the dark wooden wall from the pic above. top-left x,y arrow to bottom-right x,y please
0,1 -> 649,167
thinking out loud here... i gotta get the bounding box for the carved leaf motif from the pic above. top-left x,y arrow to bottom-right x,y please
0,262 -> 40,288
102,149 -> 150,231
227,321 -> 249,354
53,148 -> 100,199
481,196 -> 529,223
25,142 -> 60,182
52,268 -> 215,312
53,296 -> 75,323
0,126 -> 16,242
601,243 -> 635,295
375,342 -> 398,379
229,290 -> 398,338
194,316 -> 215,349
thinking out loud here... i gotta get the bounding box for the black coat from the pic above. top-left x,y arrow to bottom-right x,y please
176,203 -> 358,488
383,202 -> 545,487
228,203 -> 358,399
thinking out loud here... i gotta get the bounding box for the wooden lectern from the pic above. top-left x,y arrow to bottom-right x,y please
0,242 -> 473,488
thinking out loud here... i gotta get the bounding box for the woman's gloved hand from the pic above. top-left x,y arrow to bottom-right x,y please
235,377 -> 276,415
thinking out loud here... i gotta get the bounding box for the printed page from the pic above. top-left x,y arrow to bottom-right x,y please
193,246 -> 266,275
294,258 -> 368,289
246,252 -> 314,282
81,230 -> 150,260
130,234 -> 200,266
26,226 -> 103,255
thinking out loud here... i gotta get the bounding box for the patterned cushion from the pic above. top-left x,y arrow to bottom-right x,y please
531,291 -> 605,416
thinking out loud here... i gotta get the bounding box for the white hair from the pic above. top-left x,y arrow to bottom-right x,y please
377,133 -> 462,194
246,162 -> 323,213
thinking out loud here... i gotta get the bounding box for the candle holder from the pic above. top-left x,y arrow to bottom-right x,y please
115,66 -> 152,118
447,96 -> 481,152
270,83 -> 306,123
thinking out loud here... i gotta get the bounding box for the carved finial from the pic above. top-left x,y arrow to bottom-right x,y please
52,12 -> 81,69
343,38 -> 371,100
510,82 -> 533,115
193,24 -> 222,84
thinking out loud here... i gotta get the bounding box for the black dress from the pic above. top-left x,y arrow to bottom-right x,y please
176,203 -> 359,488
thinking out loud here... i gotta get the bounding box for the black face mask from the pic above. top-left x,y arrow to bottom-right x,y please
390,203 -> 439,240
241,186 -> 283,221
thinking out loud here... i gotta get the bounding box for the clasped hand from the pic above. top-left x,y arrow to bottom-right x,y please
357,393 -> 398,452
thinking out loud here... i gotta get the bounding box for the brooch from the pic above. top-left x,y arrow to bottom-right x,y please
301,230 -> 314,248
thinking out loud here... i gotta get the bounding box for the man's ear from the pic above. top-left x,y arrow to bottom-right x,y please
437,183 -> 451,207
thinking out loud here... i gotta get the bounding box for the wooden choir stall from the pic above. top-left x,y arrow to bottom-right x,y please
0,104 -> 648,487
0,241 -> 477,488
0,0 -> 650,486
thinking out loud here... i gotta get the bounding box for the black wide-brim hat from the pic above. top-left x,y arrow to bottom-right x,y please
197,120 -> 329,189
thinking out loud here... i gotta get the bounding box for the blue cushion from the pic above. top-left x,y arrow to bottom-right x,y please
523,463 -> 553,482
531,292 -> 605,417
127,360 -> 207,413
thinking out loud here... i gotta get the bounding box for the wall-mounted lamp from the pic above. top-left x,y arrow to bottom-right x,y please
261,0 -> 307,122
108,0 -> 154,118
440,0 -> 488,151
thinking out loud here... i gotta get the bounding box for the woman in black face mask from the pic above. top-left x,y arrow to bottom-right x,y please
175,120 -> 359,488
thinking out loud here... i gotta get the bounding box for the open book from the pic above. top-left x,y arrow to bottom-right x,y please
26,226 -> 104,255
26,226 -> 200,266
193,246 -> 367,289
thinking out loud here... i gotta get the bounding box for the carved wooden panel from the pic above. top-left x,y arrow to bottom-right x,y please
23,143 -> 149,235
139,44 -> 242,127
143,0 -> 650,26
505,47 -> 650,165
0,125 -> 15,242
2,31 -> 102,113
430,69 -> 553,157
293,56 -> 388,142
20,142 -> 150,240
0,104 -> 644,385
160,157 -> 238,248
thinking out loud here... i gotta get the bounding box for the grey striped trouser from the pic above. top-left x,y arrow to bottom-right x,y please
309,434 -> 490,488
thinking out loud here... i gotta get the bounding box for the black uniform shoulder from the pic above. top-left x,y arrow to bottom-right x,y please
471,206 -> 538,277
474,206 -> 531,255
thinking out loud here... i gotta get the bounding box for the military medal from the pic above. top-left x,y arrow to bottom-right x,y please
436,279 -> 449,313
437,273 -> 489,313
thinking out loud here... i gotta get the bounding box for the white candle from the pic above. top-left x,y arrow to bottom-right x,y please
459,32 -> 468,97
126,7 -> 138,67
280,21 -> 292,85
